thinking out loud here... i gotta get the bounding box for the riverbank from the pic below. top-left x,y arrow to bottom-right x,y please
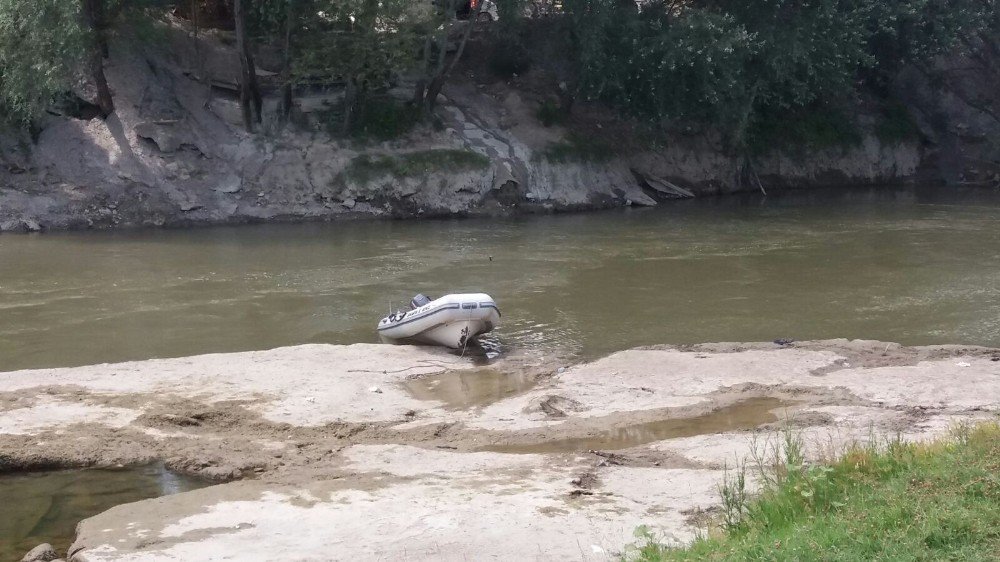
0,15 -> 935,234
1,340 -> 997,560
639,422 -> 1000,560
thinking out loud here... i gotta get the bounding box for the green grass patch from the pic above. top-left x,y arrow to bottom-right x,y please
344,149 -> 490,184
350,97 -> 422,141
633,422 -> 1000,561
536,132 -> 617,163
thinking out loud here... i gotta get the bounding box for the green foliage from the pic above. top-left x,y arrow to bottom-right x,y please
0,0 -> 85,123
565,1 -> 754,127
748,104 -> 863,155
350,97 -> 422,141
875,100 -> 922,145
536,99 -> 566,127
493,0 -> 524,24
293,0 -> 420,93
345,149 -> 489,183
634,422 -> 1000,561
563,0 -> 997,149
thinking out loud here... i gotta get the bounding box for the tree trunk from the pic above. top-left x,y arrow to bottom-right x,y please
234,0 -> 262,131
342,78 -> 358,135
412,36 -> 433,106
280,0 -> 294,119
81,0 -> 114,117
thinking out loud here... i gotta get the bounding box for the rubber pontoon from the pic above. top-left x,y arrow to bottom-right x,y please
377,293 -> 501,348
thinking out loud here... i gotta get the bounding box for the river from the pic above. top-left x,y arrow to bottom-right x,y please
1,186 -> 999,371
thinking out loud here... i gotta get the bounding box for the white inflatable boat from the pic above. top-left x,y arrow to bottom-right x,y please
377,293 -> 500,348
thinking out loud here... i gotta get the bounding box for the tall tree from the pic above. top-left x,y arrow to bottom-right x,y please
80,0 -> 116,117
0,0 -> 85,124
234,0 -> 262,131
412,0 -> 481,111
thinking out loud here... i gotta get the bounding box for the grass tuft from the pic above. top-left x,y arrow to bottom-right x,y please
344,149 -> 490,184
633,421 -> 1000,561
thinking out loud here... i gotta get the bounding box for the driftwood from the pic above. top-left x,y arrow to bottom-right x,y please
634,170 -> 696,198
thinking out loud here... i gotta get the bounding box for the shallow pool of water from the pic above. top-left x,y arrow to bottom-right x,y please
402,368 -> 539,410
2,186 -> 1000,371
481,397 -> 792,454
0,465 -> 208,560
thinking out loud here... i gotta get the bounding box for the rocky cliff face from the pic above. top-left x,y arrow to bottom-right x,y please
894,34 -> 1000,188
0,19 -> 950,233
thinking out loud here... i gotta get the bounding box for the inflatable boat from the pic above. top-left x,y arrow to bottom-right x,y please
377,293 -> 500,348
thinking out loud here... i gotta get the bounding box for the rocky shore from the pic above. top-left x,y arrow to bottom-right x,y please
2,340 -> 998,560
0,16 -> 937,235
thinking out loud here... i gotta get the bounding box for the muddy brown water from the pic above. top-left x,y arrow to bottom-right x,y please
480,397 -> 792,454
0,465 -> 207,560
2,186 -> 1000,372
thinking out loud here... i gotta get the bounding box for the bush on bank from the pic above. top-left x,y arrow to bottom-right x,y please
633,422 -> 1000,561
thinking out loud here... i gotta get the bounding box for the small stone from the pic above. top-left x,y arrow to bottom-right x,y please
215,176 -> 242,194
22,218 -> 42,232
21,543 -> 58,562
957,362 -> 972,367
368,386 -> 382,394
342,198 -> 356,209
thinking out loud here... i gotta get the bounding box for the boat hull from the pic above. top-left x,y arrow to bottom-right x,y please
377,293 -> 500,349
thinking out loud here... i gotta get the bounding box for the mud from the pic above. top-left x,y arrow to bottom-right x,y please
479,397 -> 794,454
0,340 -> 997,560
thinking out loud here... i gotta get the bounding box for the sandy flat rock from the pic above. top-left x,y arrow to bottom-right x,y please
70,446 -> 718,561
468,348 -> 846,430
0,344 -> 469,431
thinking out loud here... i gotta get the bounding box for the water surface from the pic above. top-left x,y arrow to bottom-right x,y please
2,186 -> 999,371
481,397 -> 792,454
0,465 -> 207,560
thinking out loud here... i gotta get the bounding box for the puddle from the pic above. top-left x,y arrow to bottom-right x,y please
481,397 -> 793,454
0,464 -> 209,560
403,368 -> 539,410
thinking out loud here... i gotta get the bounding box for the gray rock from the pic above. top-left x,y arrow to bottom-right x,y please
22,218 -> 42,232
21,543 -> 59,562
215,175 -> 242,194
135,121 -> 184,153
199,464 -> 241,481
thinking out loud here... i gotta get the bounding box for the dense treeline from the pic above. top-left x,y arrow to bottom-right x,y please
564,0 -> 999,148
0,0 -> 996,147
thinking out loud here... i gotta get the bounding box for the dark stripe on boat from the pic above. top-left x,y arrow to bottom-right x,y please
377,304 -> 462,332
479,303 -> 502,317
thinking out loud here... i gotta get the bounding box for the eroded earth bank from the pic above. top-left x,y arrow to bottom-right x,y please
2,340 -> 999,560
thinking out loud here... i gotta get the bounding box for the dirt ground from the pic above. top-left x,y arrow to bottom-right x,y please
0,340 -> 997,560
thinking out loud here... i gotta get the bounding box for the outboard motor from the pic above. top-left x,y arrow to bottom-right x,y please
410,294 -> 432,309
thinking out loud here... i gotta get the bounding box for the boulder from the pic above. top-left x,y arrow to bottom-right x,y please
134,121 -> 185,153
21,543 -> 59,562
